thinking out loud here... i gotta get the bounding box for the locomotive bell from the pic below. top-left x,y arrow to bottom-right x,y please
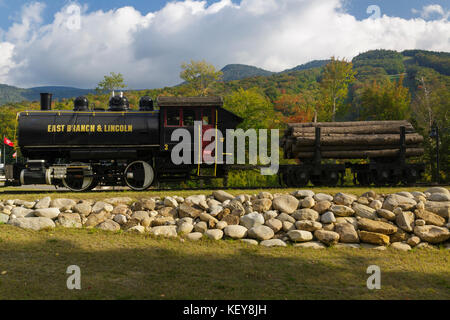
139,96 -> 154,111
74,96 -> 89,111
108,93 -> 129,111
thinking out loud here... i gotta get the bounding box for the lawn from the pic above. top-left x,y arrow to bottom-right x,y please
1,186 -> 446,202
0,225 -> 449,300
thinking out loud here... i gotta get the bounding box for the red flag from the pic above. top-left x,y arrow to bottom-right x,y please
12,152 -> 17,159
3,137 -> 14,147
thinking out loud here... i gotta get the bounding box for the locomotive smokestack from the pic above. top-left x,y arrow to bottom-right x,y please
40,93 -> 53,111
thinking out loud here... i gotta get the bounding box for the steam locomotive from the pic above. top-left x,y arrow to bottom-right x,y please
2,92 -> 425,191
4,93 -> 242,191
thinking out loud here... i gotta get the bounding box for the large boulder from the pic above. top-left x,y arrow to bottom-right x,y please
252,199 -> 272,212
50,198 -> 77,211
272,195 -> 299,214
213,190 -> 235,202
382,194 -> 416,211
429,193 -> 450,202
359,230 -> 390,246
314,230 -> 339,246
73,203 -> 92,216
292,190 -> 315,198
313,201 -> 332,214
179,203 -> 202,219
92,201 -> 114,214
287,230 -> 313,242
265,218 -> 282,233
334,223 -> 359,243
425,187 -> 450,195
8,217 -> 55,231
396,211 -> 415,232
150,226 -> 178,238
292,209 -> 319,221
58,213 -> 82,228
248,225 -> 274,241
357,218 -> 397,235
333,192 -> 357,206
414,209 -> 446,227
424,201 -> 450,219
413,225 -> 450,243
33,208 -> 60,219
11,207 -> 34,218
96,219 -> 120,231
34,197 -> 51,209
352,203 -> 378,220
204,229 -> 224,240
260,239 -> 287,247
330,205 -> 355,217
295,220 -> 322,232
240,212 -> 265,229
224,225 -> 248,239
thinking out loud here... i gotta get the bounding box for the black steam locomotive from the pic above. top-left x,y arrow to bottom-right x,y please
4,93 -> 242,191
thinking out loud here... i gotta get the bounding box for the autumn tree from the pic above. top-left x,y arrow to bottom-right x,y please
359,75 -> 411,120
320,57 -> 356,121
95,72 -> 127,94
180,60 -> 223,96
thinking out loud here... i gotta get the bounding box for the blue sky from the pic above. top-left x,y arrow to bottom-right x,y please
0,0 -> 448,30
0,0 -> 448,88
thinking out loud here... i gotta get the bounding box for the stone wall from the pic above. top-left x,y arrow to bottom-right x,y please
1,187 -> 450,250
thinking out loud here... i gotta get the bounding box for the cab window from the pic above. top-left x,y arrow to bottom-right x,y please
201,109 -> 212,125
183,109 -> 196,126
166,108 -> 181,126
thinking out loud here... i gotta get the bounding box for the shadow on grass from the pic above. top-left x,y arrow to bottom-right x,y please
0,228 -> 449,300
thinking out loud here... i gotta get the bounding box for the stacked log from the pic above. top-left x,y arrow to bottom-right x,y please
281,121 -> 424,160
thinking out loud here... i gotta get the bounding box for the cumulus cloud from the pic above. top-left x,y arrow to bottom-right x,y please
0,0 -> 449,89
413,4 -> 449,20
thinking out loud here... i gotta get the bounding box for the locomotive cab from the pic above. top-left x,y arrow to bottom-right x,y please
157,96 -> 242,164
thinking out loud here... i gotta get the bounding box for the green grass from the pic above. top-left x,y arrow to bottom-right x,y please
1,186 -> 447,202
0,225 -> 449,300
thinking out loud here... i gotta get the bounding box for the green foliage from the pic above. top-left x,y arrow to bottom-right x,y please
320,57 -> 356,121
353,49 -> 405,75
223,87 -> 280,129
180,60 -> 223,96
220,64 -> 274,81
359,75 -> 411,120
95,72 -> 127,94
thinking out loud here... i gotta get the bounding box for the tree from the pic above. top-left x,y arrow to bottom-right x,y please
180,60 -> 223,96
359,75 -> 411,120
95,72 -> 127,94
320,57 -> 356,121
223,88 -> 279,129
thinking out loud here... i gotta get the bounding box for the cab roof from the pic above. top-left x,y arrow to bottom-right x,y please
156,96 -> 223,107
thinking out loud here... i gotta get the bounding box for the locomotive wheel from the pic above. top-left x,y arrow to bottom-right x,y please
356,172 -> 371,186
62,164 -> 96,192
402,168 -> 418,186
310,176 -> 323,186
322,171 -> 339,187
124,161 -> 155,191
294,169 -> 309,187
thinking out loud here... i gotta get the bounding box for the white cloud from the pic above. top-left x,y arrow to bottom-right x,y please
0,0 -> 449,89
412,4 -> 449,20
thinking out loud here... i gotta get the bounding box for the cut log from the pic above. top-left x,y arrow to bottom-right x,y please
287,120 -> 411,128
293,134 -> 424,146
293,148 -> 424,159
292,124 -> 414,135
292,144 -> 423,152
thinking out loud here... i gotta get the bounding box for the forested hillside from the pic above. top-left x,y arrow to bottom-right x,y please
0,49 -> 448,182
